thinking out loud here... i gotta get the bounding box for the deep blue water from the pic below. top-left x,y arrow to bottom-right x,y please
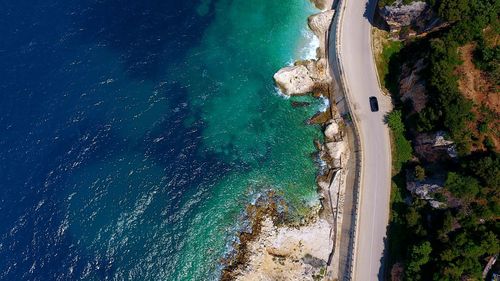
0,0 -> 320,280
1,1 -> 219,279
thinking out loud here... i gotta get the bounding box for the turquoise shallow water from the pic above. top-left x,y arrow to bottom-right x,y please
167,1 -> 323,279
0,0 -> 322,280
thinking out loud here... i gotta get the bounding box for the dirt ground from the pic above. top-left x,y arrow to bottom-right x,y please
456,43 -> 499,113
456,43 -> 499,151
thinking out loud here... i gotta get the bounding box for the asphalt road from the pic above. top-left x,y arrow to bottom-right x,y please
336,0 -> 393,279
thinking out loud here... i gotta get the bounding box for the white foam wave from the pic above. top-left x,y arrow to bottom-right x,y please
318,96 -> 330,112
299,28 -> 320,60
273,86 -> 290,100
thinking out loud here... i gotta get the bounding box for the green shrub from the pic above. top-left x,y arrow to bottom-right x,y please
387,110 -> 413,172
415,165 -> 426,180
387,110 -> 406,133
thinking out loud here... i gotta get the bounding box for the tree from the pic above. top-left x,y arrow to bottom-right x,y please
406,241 -> 432,279
445,172 -> 481,201
470,156 -> 500,189
437,0 -> 470,22
416,107 -> 440,132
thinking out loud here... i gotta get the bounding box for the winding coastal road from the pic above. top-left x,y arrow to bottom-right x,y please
335,0 -> 392,279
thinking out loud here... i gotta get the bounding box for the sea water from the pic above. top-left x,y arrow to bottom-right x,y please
0,0 -> 322,280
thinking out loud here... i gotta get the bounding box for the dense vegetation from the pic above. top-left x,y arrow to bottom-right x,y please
415,0 -> 499,154
474,38 -> 500,88
380,0 -> 500,280
378,0 -> 422,8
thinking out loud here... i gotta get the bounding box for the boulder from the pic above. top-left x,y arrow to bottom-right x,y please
273,65 -> 315,95
324,122 -> 339,140
433,131 -> 454,147
429,200 -> 445,209
274,59 -> 331,96
407,181 -> 442,200
406,169 -> 446,207
308,10 -> 335,38
325,140 -> 348,168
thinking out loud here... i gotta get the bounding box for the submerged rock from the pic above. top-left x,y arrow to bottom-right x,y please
291,101 -> 312,108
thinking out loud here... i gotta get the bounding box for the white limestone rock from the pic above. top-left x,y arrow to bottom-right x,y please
308,10 -> 335,59
308,10 -> 335,38
273,65 -> 315,96
325,140 -> 348,168
236,218 -> 332,281
324,122 -> 340,140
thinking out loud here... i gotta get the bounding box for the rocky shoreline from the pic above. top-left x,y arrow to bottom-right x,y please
220,1 -> 351,280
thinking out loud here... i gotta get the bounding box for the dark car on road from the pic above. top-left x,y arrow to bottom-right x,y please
369,96 -> 379,112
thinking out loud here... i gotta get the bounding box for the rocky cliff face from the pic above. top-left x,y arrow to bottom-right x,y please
379,0 -> 442,37
399,58 -> 427,112
413,131 -> 458,162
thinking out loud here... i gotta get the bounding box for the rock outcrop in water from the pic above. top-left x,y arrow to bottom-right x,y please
273,9 -> 334,96
273,65 -> 316,95
274,59 -> 330,96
